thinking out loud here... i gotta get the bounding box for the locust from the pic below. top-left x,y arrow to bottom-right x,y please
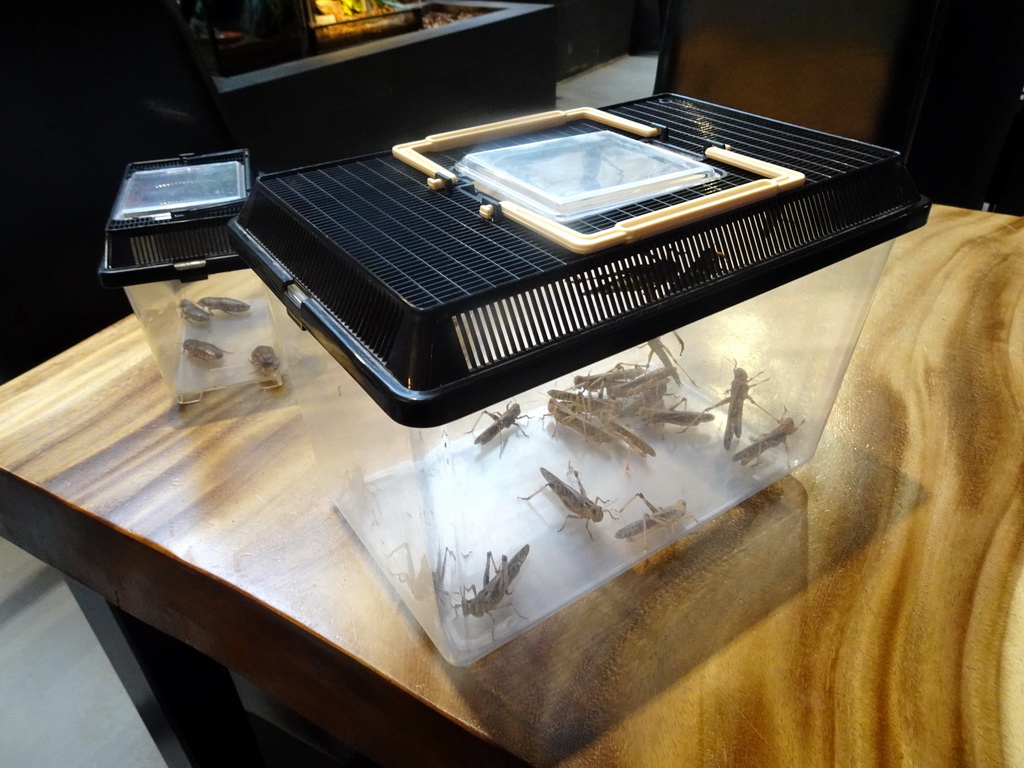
638,401 -> 715,428
573,363 -> 648,393
472,402 -> 528,449
546,400 -> 620,446
519,466 -> 616,540
197,296 -> 250,313
732,417 -> 800,466
179,299 -> 212,324
645,337 -> 681,385
546,397 -> 655,458
579,259 -> 683,301
182,338 -> 225,361
615,492 -> 693,543
249,345 -> 280,375
604,419 -> 656,458
456,544 -> 530,636
547,388 -> 603,411
548,389 -> 647,420
606,367 -> 673,399
704,362 -> 768,449
690,246 -> 725,278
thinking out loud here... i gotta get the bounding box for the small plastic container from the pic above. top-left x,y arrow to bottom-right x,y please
231,96 -> 929,663
100,150 -> 287,404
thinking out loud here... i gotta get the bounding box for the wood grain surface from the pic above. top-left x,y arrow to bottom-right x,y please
1,204 -> 1022,767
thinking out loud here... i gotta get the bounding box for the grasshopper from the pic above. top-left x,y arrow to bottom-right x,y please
552,397 -> 655,456
579,259 -> 684,301
644,337 -> 682,385
645,331 -> 696,387
456,545 -> 530,636
573,363 -> 648,394
606,367 -> 673,399
549,389 -> 650,420
638,400 -> 715,428
704,362 -> 769,449
547,388 -> 601,411
519,466 -> 616,540
604,419 -> 657,458
615,492 -> 693,543
732,417 -> 800,466
546,400 -> 620,445
472,402 -> 529,451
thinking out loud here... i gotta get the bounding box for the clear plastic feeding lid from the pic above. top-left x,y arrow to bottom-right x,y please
455,131 -> 725,221
112,160 -> 248,220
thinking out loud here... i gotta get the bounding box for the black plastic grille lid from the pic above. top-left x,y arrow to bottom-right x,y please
99,149 -> 252,288
230,94 -> 929,427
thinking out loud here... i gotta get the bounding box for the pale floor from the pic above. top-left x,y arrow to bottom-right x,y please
0,54 -> 657,768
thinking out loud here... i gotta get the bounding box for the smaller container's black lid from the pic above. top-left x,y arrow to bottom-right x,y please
99,149 -> 252,288
230,96 -> 929,427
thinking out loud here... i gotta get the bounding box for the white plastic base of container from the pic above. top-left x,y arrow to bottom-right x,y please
124,270 -> 286,404
279,240 -> 893,665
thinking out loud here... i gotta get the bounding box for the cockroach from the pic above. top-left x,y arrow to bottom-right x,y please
182,338 -> 225,361
615,492 -> 693,541
472,402 -> 528,447
456,545 -> 530,634
249,345 -> 280,375
197,296 -> 250,313
732,417 -> 799,466
179,299 -> 212,324
704,362 -> 768,449
519,466 -> 615,540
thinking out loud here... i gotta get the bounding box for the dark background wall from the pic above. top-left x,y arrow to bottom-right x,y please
504,0 -> 636,80
903,0 -> 1024,213
556,0 -> 636,79
0,0 -> 236,380
216,3 -> 555,171
655,0 -> 1024,215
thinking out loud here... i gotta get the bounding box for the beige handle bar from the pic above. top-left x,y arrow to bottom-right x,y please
392,110 -> 805,255
392,108 -> 660,183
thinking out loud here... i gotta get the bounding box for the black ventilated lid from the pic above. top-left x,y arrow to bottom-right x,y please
229,95 -> 929,427
99,150 -> 252,287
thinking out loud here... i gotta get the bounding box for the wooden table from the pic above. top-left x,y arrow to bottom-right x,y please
1,205 -> 1022,767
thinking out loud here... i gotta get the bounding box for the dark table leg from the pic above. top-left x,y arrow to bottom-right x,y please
67,579 -> 266,768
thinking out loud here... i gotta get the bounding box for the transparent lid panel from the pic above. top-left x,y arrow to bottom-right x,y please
455,131 -> 725,222
113,160 -> 247,220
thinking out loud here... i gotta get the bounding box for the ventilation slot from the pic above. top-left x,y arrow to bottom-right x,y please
129,227 -> 234,265
243,192 -> 404,368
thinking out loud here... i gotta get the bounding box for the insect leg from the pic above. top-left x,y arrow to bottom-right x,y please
517,481 -> 552,502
